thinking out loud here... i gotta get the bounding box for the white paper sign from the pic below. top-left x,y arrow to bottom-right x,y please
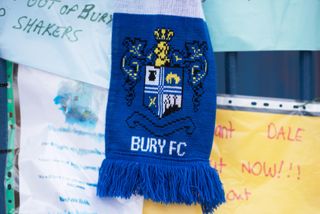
0,0 -> 113,88
203,0 -> 320,51
17,65 -> 143,214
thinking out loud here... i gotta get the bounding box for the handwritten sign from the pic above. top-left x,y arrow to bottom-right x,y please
0,0 -> 114,88
17,65 -> 143,213
203,0 -> 320,51
144,100 -> 320,213
12,1 -> 112,42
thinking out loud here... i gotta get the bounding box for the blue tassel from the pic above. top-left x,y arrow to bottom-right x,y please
97,158 -> 225,213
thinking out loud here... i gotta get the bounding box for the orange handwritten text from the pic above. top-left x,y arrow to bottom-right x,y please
226,188 -> 252,201
241,160 -> 301,180
267,122 -> 304,142
215,121 -> 235,139
210,157 -> 227,174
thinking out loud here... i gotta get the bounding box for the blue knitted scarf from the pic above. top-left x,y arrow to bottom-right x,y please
97,13 -> 225,213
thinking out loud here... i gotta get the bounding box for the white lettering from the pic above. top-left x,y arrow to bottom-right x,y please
158,139 -> 166,154
149,138 -> 157,153
169,141 -> 177,155
131,136 -> 140,151
140,137 -> 149,152
130,136 -> 186,156
177,142 -> 187,156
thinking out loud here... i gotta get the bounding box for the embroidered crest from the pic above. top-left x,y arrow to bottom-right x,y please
185,41 -> 208,112
121,28 -> 208,113
144,65 -> 184,118
142,29 -> 182,118
120,28 -> 209,136
121,38 -> 147,106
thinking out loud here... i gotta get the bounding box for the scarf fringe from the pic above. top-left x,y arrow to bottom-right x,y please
97,158 -> 225,213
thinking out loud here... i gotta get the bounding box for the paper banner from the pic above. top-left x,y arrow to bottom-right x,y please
16,65 -> 143,213
144,96 -> 320,213
203,0 -> 320,51
0,1 -> 113,88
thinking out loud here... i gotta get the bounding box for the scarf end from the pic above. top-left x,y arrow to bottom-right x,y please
97,158 -> 225,213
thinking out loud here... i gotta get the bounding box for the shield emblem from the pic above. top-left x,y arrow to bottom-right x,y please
144,66 -> 183,118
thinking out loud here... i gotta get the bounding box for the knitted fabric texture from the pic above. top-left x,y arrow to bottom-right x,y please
97,11 -> 225,213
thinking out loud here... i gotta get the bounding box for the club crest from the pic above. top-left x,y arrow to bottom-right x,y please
144,66 -> 183,118
121,28 -> 209,118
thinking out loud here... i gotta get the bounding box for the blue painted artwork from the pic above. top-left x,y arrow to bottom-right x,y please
54,82 -> 99,128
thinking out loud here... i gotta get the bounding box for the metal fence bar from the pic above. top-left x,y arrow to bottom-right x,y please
300,51 -> 314,100
225,52 -> 238,94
